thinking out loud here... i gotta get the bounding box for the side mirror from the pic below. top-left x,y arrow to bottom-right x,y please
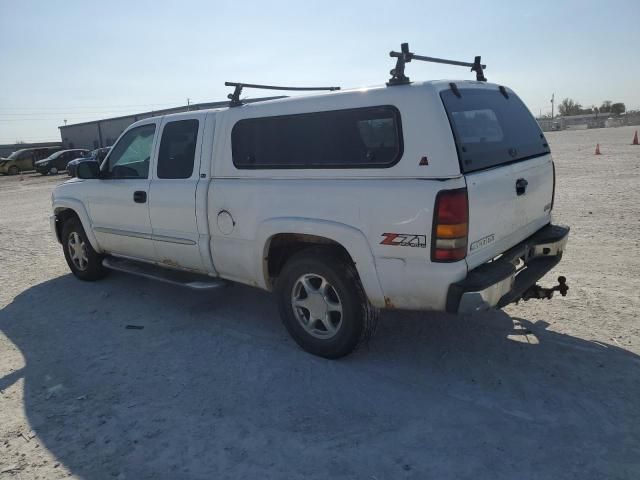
77,161 -> 100,179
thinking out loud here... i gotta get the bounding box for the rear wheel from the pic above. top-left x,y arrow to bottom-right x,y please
275,247 -> 378,358
61,217 -> 108,281
8,165 -> 18,175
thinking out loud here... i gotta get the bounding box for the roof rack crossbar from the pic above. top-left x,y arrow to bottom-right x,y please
225,82 -> 340,107
387,42 -> 487,85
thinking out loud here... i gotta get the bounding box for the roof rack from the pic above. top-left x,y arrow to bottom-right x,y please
225,82 -> 341,107
387,42 -> 487,86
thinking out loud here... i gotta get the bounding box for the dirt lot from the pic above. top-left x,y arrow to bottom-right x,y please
1,126 -> 639,479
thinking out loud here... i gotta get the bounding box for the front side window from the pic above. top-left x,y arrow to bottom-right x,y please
232,106 -> 403,169
103,124 -> 156,179
157,120 -> 199,179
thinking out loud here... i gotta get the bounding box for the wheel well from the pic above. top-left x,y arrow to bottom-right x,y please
54,208 -> 79,242
265,234 -> 354,287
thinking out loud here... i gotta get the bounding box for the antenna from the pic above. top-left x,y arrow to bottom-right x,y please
225,82 -> 340,107
388,42 -> 487,85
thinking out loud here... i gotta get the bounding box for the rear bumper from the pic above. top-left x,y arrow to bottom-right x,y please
446,224 -> 569,314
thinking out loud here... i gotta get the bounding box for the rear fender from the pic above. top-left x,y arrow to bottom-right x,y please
257,218 -> 385,308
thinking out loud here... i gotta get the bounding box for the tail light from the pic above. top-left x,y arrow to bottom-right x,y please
432,188 -> 469,262
551,161 -> 556,211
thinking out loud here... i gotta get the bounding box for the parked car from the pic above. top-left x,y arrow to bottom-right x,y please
67,147 -> 110,177
50,49 -> 569,358
0,147 -> 60,175
35,149 -> 89,175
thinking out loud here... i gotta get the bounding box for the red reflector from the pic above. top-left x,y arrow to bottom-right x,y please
433,247 -> 468,261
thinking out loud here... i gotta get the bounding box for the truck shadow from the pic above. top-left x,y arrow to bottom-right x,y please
1,273 -> 638,479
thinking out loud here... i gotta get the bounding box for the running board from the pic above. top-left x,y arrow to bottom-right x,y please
102,257 -> 227,290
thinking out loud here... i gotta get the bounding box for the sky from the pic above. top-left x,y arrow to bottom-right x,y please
1,0 -> 639,144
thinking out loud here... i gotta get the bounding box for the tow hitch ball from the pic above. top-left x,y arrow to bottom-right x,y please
521,276 -> 569,301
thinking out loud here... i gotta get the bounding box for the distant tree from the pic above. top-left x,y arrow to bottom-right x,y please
600,100 -> 612,113
15,140 -> 26,144
558,98 -> 582,116
611,102 -> 626,116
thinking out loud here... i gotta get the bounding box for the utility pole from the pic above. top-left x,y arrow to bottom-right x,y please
186,98 -> 191,111
550,93 -> 555,119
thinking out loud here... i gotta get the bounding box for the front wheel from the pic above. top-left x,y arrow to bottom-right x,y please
61,217 -> 108,281
8,165 -> 19,175
276,247 -> 378,359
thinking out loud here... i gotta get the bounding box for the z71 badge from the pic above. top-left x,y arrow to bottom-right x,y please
380,233 -> 427,248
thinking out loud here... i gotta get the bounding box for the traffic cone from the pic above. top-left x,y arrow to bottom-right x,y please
595,143 -> 601,155
633,130 -> 639,145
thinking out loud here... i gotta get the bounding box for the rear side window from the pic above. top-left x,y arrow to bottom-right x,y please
232,106 -> 403,169
441,88 -> 550,173
157,120 -> 199,179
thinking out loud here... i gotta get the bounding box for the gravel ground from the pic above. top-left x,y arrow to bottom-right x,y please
1,126 -> 639,479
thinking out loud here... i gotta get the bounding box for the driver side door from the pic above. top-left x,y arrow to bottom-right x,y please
85,121 -> 159,261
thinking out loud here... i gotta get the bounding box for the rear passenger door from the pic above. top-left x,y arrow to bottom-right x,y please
148,114 -> 206,272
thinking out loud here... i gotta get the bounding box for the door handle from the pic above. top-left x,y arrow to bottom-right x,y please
515,178 -> 528,196
133,191 -> 147,203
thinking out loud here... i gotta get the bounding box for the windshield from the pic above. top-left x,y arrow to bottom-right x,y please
7,150 -> 26,160
45,151 -> 66,160
440,87 -> 550,173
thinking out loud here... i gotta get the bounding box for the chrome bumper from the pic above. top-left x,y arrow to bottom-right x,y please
447,224 -> 570,314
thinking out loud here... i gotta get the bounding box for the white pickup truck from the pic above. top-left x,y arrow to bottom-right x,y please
50,52 -> 569,358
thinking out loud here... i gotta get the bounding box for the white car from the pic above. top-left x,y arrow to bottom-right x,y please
50,46 -> 569,358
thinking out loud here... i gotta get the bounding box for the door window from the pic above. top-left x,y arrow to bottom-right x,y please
103,124 -> 156,179
157,120 -> 199,179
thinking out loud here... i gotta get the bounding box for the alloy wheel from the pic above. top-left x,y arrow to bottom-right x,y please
291,273 -> 343,339
68,232 -> 89,271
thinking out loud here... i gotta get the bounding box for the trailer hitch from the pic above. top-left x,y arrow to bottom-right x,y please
520,276 -> 569,301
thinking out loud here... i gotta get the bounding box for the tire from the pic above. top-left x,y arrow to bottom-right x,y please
61,217 -> 108,281
8,165 -> 19,175
50,167 -> 58,175
276,247 -> 379,359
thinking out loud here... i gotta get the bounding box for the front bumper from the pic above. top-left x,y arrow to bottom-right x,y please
50,215 -> 61,243
446,224 -> 569,314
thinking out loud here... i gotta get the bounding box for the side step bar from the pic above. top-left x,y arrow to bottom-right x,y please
103,257 -> 227,290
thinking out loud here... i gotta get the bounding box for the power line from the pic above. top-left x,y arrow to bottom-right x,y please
0,102 -> 182,112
